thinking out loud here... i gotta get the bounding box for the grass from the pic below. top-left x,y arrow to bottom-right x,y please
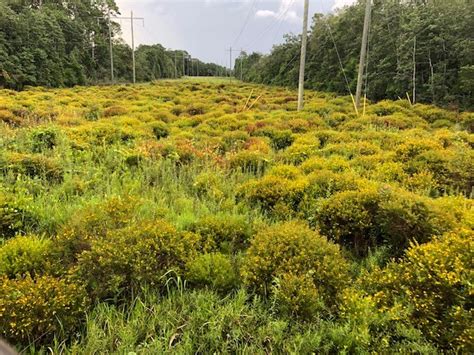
0,79 -> 472,353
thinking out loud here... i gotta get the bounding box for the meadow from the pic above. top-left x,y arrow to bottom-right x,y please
0,78 -> 472,353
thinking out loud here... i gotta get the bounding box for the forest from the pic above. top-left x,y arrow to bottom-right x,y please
0,0 -> 226,89
235,0 -> 474,109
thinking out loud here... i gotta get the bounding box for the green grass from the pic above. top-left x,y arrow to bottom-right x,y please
0,80 -> 472,353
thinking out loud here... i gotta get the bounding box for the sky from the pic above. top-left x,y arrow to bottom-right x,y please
115,0 -> 357,67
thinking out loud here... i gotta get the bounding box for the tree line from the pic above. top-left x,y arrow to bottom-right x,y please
235,0 -> 474,109
0,0 -> 227,89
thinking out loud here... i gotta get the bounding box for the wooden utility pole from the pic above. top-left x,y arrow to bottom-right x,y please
412,36 -> 416,104
240,49 -> 244,81
112,12 -> 144,84
131,11 -> 136,83
227,47 -> 233,81
107,10 -> 114,83
182,53 -> 185,77
355,0 -> 372,108
297,0 -> 309,111
174,51 -> 178,78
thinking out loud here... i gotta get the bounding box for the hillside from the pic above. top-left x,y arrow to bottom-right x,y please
0,79 -> 473,353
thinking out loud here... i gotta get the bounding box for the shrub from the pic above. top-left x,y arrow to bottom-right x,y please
272,272 -> 324,320
242,221 -> 349,306
0,109 -> 21,126
149,121 -> 169,140
192,171 -> 224,200
365,229 -> 473,351
337,287 -> 436,353
305,170 -> 362,200
103,105 -> 127,117
0,235 -> 52,278
0,190 -> 37,238
0,275 -> 89,345
55,195 -> 141,265
281,135 -> 320,164
31,127 -> 58,152
0,153 -> 64,183
228,150 -> 269,174
188,214 -> 252,253
221,130 -> 249,152
300,156 -> 349,174
73,220 -> 199,300
316,186 -> 454,256
238,175 -> 308,216
269,130 -> 294,150
186,253 -> 239,292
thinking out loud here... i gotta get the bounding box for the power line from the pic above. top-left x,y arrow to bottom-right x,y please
232,0 -> 258,47
243,0 -> 296,51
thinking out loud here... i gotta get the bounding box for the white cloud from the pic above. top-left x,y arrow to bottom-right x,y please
332,0 -> 357,11
255,0 -> 301,23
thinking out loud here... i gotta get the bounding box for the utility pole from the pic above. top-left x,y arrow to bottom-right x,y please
227,47 -> 233,81
131,11 -> 136,83
112,12 -> 144,84
355,0 -> 372,108
174,52 -> 178,78
182,53 -> 185,77
107,10 -> 114,83
240,49 -> 244,81
412,36 -> 416,104
297,0 -> 309,111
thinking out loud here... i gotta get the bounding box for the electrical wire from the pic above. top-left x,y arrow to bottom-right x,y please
232,0 -> 258,48
243,0 -> 296,51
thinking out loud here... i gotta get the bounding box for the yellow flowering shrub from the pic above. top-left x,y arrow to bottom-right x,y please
0,235 -> 52,278
365,229 -> 474,351
0,189 -> 37,238
272,272 -> 324,320
242,221 -> 349,306
73,220 -> 199,300
238,175 -> 309,216
0,152 -> 64,183
316,186 -> 454,256
188,214 -> 252,253
0,275 -> 89,345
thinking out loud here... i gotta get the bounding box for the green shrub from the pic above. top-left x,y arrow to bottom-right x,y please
188,214 -> 252,253
0,153 -> 64,183
0,235 -> 52,278
316,187 -> 454,256
242,221 -> 349,306
0,275 -> 89,345
74,220 -> 199,300
281,135 -> 320,164
149,121 -> 169,140
0,190 -> 37,238
186,253 -> 239,292
238,175 -> 308,217
305,170 -> 362,200
221,130 -> 249,152
337,287 -> 436,353
31,127 -> 58,153
365,229 -> 473,351
300,156 -> 349,174
228,150 -> 269,174
272,272 -> 324,320
269,130 -> 295,150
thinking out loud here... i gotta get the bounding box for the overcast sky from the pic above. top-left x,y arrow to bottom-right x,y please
115,0 -> 356,67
